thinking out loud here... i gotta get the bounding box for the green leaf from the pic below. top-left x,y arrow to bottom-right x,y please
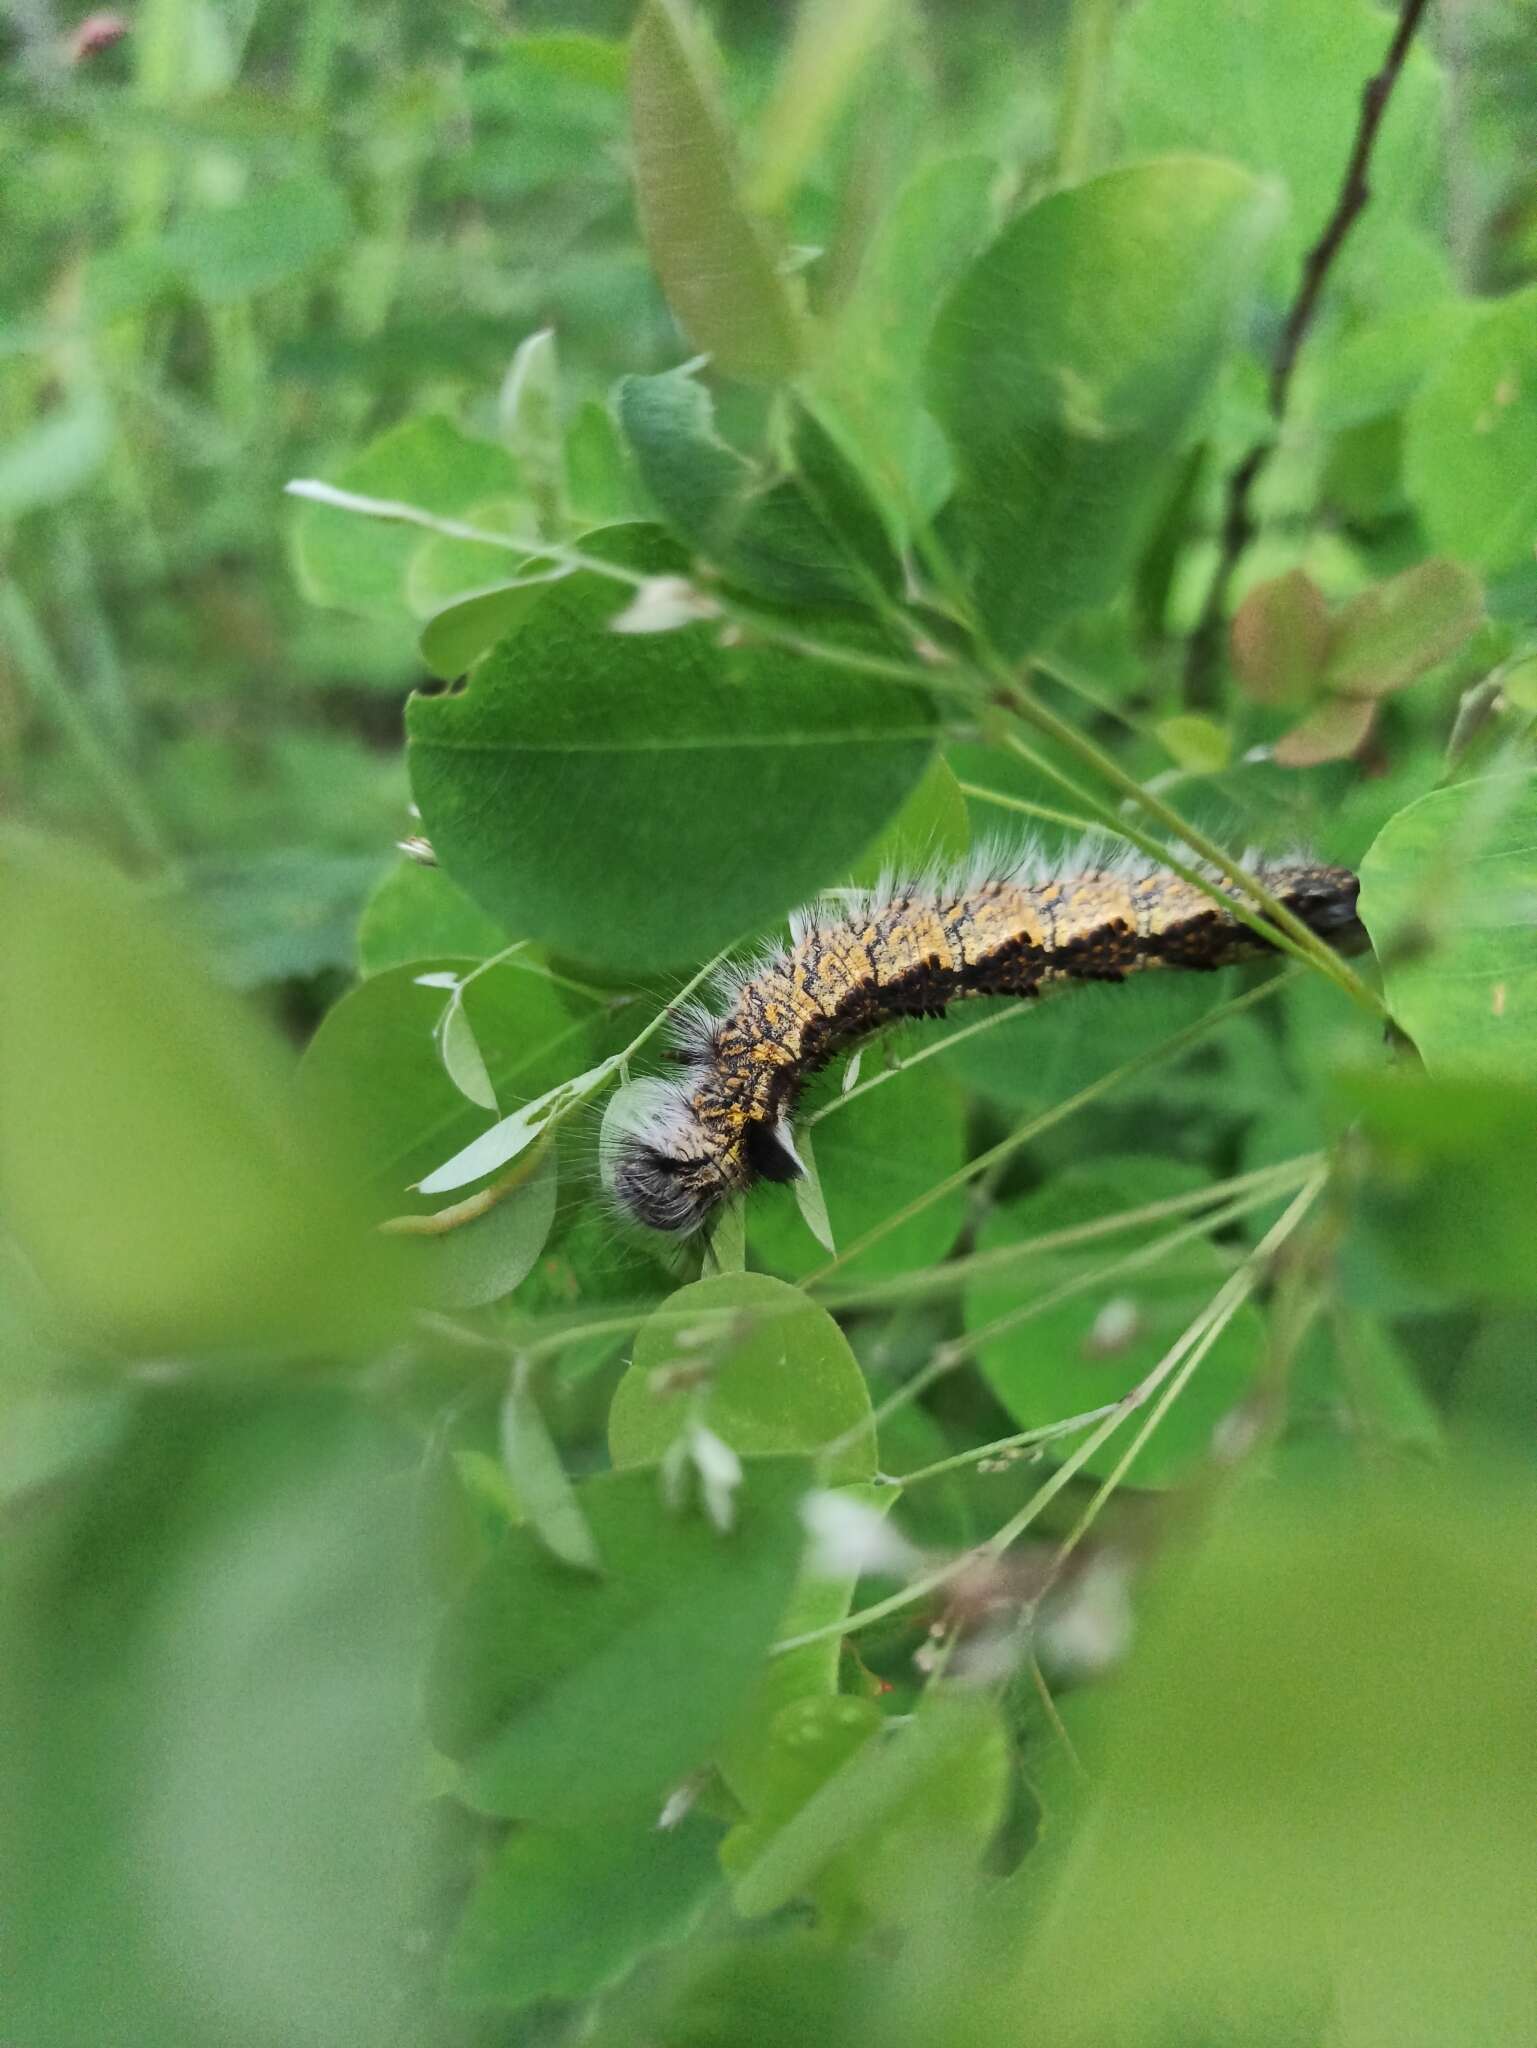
926,158 -> 1279,656
407,525 -> 938,972
0,391 -> 112,520
501,1356 -> 602,1571
850,751 -> 970,881
610,1272 -> 876,1484
404,499 -> 536,621
0,831 -> 398,1355
965,1157 -> 1267,1486
498,327 -> 567,535
747,0 -> 899,214
1358,774 -> 1537,1080
814,154 -> 997,530
290,416 -> 522,621
1023,1464 -> 1537,2042
1118,0 -> 1442,276
1155,714 -> 1231,774
615,369 -> 894,605
567,398 -> 646,526
714,1482 -> 893,1810
400,1142 -> 560,1311
426,1457 -> 810,1821
297,956 -> 595,1204
442,1813 -> 721,2011
1337,1068 -> 1537,1308
356,860 -> 509,977
1404,285 -> 1537,575
749,1052 -> 966,1285
165,175 -> 352,301
628,0 -> 803,383
725,1691 -> 1011,1929
417,578 -> 551,681
0,1393 -> 426,2046
1326,560 -> 1483,700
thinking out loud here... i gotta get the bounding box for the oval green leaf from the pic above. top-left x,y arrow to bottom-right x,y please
610,1272 -> 876,1484
926,157 -> 1279,656
426,1456 -> 811,1821
407,525 -> 938,972
1357,773 -> 1537,1082
1404,286 -> 1537,575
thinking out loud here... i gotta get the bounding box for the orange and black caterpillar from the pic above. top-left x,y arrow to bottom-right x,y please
604,844 -> 1365,1237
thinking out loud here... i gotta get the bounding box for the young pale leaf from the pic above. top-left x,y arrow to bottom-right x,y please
629,0 -> 804,382
290,417 -> 522,621
417,1053 -> 624,1196
747,0 -> 898,214
926,157 -> 1279,657
501,1358 -> 602,1572
436,991 -> 499,1110
702,1195 -> 747,1275
499,328 -> 567,535
407,524 -> 937,973
1271,693 -> 1378,767
426,1457 -> 811,1821
790,1124 -> 837,1255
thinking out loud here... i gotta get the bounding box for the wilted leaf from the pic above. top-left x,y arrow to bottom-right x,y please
1230,569 -> 1330,705
1272,693 -> 1377,767
1326,559 -> 1483,700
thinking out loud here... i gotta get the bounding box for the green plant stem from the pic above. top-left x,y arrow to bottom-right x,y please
995,682 -> 1385,1015
0,579 -> 172,868
805,966 -> 1296,1285
825,1158 -> 1314,1457
1056,0 -> 1118,182
775,1171 -> 1326,1657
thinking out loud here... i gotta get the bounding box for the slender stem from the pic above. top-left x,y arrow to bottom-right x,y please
0,578 -> 172,868
1056,0 -> 1118,183
774,1173 -> 1326,1655
1184,0 -> 1434,702
994,687 -> 1385,1016
804,967 -> 1294,1285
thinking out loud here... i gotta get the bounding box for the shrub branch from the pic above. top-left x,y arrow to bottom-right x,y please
1183,0 -> 1434,706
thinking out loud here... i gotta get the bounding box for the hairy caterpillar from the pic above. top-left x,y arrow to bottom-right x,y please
603,845 -> 1365,1239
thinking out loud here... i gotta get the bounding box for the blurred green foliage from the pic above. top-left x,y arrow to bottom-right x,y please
4,1 -> 1537,2044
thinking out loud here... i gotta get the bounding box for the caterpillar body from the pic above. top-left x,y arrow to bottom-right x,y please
604,846 -> 1365,1239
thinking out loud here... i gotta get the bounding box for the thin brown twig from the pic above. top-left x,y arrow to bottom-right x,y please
1184,0 -> 1434,706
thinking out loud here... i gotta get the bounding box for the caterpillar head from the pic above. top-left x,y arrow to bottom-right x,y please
602,1082 -> 804,1238
1272,863 -> 1367,953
